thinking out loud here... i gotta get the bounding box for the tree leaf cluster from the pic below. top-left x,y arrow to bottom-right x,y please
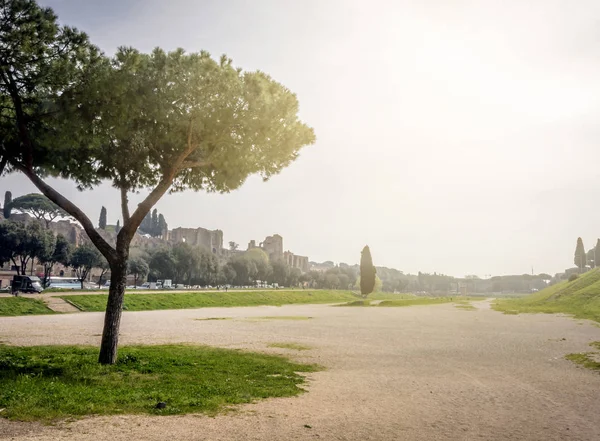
7,193 -> 69,227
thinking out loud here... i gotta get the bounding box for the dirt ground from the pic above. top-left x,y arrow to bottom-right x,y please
1,301 -> 600,441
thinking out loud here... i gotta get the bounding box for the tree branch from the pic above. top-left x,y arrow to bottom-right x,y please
119,171 -> 176,245
120,119 -> 198,245
11,162 -> 118,263
11,258 -> 19,275
178,160 -> 211,171
0,69 -> 34,169
0,155 -> 7,176
120,187 -> 130,225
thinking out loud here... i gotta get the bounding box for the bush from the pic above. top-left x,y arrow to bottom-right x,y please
568,273 -> 579,282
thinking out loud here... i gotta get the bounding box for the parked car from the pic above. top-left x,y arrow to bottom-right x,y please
11,275 -> 43,295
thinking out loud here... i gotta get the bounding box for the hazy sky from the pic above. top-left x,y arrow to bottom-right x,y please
2,0 -> 600,276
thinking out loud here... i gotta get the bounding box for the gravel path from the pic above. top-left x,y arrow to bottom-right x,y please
1,301 -> 600,440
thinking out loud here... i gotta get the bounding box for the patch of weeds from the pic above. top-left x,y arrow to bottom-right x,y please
454,303 -> 476,311
565,342 -> 600,373
268,342 -> 312,351
565,353 -> 600,372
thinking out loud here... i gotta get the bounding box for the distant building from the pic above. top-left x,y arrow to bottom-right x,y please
247,234 -> 309,272
170,227 -> 224,255
261,234 -> 284,261
284,251 -> 309,272
248,234 -> 283,261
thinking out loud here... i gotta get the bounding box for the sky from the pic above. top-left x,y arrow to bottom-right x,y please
2,0 -> 600,277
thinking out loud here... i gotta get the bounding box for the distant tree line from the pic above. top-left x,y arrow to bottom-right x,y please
0,219 -> 110,289
140,246 -> 302,288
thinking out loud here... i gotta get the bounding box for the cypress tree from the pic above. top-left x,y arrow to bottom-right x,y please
99,206 -> 107,230
595,239 -> 600,271
3,191 -> 12,218
158,213 -> 167,237
151,209 -> 159,237
587,249 -> 596,269
140,212 -> 152,234
115,219 -> 121,234
574,237 -> 586,273
360,245 -> 376,297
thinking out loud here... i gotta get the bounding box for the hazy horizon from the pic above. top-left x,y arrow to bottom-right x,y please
2,0 -> 600,277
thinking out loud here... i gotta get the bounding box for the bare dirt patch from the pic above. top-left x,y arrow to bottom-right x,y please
1,302 -> 600,440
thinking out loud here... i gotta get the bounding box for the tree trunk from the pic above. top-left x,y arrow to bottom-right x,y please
19,258 -> 27,276
98,246 -> 129,365
43,264 -> 51,288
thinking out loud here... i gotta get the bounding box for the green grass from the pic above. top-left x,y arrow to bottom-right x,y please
493,269 -> 600,323
60,290 -> 356,312
0,344 -> 320,421
268,342 -> 312,351
565,342 -> 600,373
0,297 -> 55,316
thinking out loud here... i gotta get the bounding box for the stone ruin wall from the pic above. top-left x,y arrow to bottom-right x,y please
169,227 -> 224,255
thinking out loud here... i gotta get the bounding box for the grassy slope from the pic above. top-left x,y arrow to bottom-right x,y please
60,290 -> 357,312
0,344 -> 319,421
0,297 -> 54,316
493,269 -> 600,322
